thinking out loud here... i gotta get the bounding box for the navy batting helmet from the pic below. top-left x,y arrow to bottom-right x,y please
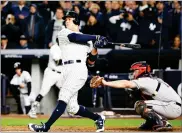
14,62 -> 22,69
63,11 -> 80,25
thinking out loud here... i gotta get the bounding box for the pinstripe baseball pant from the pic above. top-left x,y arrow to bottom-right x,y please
57,63 -> 88,114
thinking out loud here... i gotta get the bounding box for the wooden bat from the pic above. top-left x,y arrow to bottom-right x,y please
108,42 -> 141,49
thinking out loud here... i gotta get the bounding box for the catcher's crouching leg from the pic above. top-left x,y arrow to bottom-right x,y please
134,100 -> 164,131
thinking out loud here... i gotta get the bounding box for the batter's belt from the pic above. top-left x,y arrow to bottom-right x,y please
52,60 -> 82,73
59,60 -> 82,65
63,60 -> 81,65
175,102 -> 181,107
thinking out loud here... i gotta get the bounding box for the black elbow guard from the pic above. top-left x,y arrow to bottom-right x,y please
88,53 -> 98,62
27,82 -> 31,95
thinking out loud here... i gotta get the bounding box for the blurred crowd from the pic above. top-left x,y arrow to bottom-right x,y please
1,1 -> 181,50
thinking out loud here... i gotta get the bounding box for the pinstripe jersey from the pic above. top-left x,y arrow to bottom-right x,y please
48,43 -> 63,72
57,28 -> 91,63
10,71 -> 31,94
56,28 -> 92,105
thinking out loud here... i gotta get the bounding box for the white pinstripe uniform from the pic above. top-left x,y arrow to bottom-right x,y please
56,28 -> 92,114
10,71 -> 32,114
132,77 -> 181,119
39,43 -> 63,97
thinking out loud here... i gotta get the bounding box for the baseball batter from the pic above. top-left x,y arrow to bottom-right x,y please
28,43 -> 63,118
28,11 -> 108,132
10,62 -> 32,114
90,61 -> 181,131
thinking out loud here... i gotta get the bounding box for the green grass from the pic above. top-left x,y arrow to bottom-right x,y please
1,117 -> 182,127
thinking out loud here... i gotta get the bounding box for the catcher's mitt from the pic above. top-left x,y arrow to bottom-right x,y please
90,76 -> 104,88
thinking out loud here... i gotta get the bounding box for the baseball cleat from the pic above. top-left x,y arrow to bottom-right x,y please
154,121 -> 173,131
28,122 -> 49,132
28,101 -> 40,118
138,121 -> 153,130
28,110 -> 37,119
165,123 -> 173,130
95,115 -> 105,132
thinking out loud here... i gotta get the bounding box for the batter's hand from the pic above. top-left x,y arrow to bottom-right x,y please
49,42 -> 53,48
19,83 -> 25,88
90,76 -> 104,88
94,35 -> 108,48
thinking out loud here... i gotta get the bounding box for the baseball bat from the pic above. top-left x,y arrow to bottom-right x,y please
92,71 -> 100,108
92,88 -> 97,108
108,42 -> 141,49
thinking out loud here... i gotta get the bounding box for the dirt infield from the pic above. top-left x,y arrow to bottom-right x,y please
1,126 -> 182,132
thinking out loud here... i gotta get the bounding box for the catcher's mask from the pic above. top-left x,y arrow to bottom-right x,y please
63,11 -> 80,25
129,61 -> 151,79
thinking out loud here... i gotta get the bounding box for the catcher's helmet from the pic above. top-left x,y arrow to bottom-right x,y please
130,61 -> 151,79
14,62 -> 22,69
63,11 -> 80,25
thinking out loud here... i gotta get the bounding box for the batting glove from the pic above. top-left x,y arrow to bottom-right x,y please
94,35 -> 108,48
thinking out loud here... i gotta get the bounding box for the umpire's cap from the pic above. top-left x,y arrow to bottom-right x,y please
14,62 -> 22,69
63,11 -> 80,25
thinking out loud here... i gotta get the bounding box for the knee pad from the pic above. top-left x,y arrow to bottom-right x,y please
134,100 -> 147,115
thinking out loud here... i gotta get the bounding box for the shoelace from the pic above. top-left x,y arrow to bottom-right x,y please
35,125 -> 43,129
35,122 -> 45,129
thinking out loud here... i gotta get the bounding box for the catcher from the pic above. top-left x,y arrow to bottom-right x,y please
90,61 -> 181,131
